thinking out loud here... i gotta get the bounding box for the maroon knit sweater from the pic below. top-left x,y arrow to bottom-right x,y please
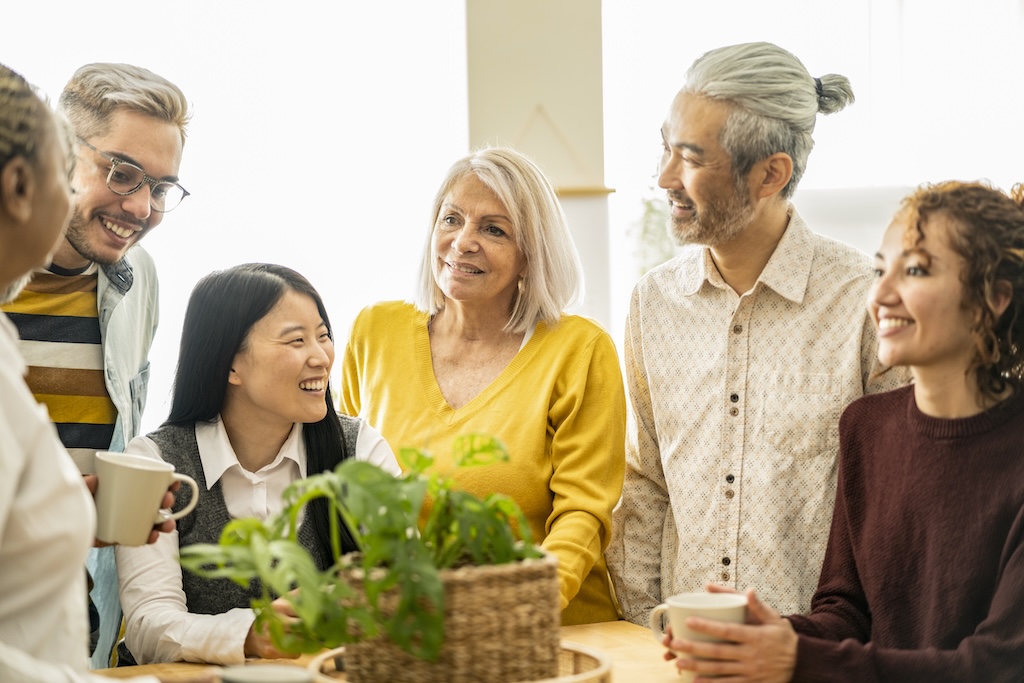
787,384 -> 1024,682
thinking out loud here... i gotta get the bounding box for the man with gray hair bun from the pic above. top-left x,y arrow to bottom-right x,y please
607,42 -> 908,625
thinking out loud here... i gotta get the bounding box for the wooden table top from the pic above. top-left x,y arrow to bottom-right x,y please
93,619 -> 679,681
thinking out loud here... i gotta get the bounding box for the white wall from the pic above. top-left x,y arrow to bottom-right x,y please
6,1 -> 469,433
560,196 -> 613,325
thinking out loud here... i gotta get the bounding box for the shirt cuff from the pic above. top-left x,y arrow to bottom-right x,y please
179,608 -> 256,665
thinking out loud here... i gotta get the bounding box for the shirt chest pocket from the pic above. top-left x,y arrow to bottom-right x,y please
753,372 -> 842,458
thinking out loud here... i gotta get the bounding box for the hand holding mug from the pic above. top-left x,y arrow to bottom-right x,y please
649,591 -> 747,681
657,588 -> 798,683
92,451 -> 200,546
85,475 -> 180,546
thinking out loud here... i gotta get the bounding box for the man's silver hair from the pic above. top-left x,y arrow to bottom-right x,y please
684,42 -> 854,198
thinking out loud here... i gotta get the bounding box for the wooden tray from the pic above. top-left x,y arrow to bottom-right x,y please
308,640 -> 611,683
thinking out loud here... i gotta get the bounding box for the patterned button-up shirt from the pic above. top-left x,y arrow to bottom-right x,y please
607,208 -> 909,624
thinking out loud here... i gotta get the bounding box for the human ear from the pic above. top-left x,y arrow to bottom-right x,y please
753,153 -> 794,200
0,157 -> 34,224
990,280 -> 1013,319
227,358 -> 243,386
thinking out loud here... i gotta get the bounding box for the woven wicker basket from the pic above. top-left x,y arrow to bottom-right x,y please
309,640 -> 611,683
338,551 -> 561,683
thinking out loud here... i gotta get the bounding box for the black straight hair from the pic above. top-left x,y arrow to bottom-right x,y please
166,263 -> 357,565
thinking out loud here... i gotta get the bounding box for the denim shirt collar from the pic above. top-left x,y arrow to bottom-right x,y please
100,258 -> 134,296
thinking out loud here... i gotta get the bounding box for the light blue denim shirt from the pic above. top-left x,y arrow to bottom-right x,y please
90,244 -> 158,668
98,245 -> 159,452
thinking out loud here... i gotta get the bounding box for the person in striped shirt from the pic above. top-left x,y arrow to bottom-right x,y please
1,62 -> 191,667
0,61 -> 210,683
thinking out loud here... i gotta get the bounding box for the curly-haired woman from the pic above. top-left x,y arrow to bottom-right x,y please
664,181 -> 1024,683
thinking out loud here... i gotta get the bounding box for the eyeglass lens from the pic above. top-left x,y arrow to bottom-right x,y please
107,162 -> 186,212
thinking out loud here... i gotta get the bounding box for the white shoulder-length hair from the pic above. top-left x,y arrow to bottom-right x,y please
414,147 -> 584,333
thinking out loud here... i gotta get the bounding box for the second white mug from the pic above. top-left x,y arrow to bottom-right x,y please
650,592 -> 747,681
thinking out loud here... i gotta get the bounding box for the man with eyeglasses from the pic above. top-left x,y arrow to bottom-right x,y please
1,62 -> 191,668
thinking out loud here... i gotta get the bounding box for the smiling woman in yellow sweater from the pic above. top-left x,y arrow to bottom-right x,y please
341,147 -> 626,625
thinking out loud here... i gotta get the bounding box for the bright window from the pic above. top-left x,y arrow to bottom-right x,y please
603,0 -> 1024,339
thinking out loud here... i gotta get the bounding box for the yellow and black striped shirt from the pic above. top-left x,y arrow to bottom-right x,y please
2,264 -> 117,467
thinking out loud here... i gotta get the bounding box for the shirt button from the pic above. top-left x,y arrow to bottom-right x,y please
729,407 -> 739,416
726,474 -> 735,484
722,557 -> 731,566
721,572 -> 730,581
732,324 -> 743,334
729,393 -> 739,403
725,489 -> 735,499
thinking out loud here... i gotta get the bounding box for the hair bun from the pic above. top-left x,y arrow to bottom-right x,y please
814,74 -> 855,115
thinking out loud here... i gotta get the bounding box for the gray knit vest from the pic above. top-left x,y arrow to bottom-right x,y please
150,418 -> 361,616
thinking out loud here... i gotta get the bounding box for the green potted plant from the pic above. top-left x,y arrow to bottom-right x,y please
179,434 -> 561,683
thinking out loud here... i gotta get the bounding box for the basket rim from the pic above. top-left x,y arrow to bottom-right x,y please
341,547 -> 558,582
533,640 -> 612,683
307,638 -> 610,683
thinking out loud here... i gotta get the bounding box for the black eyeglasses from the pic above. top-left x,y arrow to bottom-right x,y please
77,138 -> 189,213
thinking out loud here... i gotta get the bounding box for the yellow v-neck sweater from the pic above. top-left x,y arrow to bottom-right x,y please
341,301 -> 626,624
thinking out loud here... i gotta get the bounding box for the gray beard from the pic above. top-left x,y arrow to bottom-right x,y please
0,272 -> 33,305
667,180 -> 756,248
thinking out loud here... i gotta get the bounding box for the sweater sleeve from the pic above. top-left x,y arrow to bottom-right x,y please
339,307 -> 367,419
788,403 -> 1024,682
544,328 -> 626,610
792,542 -> 1024,683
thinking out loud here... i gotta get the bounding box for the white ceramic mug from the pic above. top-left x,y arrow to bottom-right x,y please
93,451 -> 199,546
650,592 -> 748,681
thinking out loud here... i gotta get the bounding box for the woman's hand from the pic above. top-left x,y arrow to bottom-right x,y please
243,597 -> 301,660
664,588 -> 798,683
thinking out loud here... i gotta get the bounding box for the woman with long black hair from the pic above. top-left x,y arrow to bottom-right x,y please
115,263 -> 398,666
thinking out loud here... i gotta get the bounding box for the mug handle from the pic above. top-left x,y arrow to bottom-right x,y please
649,603 -> 670,642
157,473 -> 200,522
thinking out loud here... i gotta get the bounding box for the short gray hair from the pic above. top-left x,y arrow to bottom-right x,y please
415,147 -> 584,333
684,42 -> 854,198
59,63 -> 191,145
